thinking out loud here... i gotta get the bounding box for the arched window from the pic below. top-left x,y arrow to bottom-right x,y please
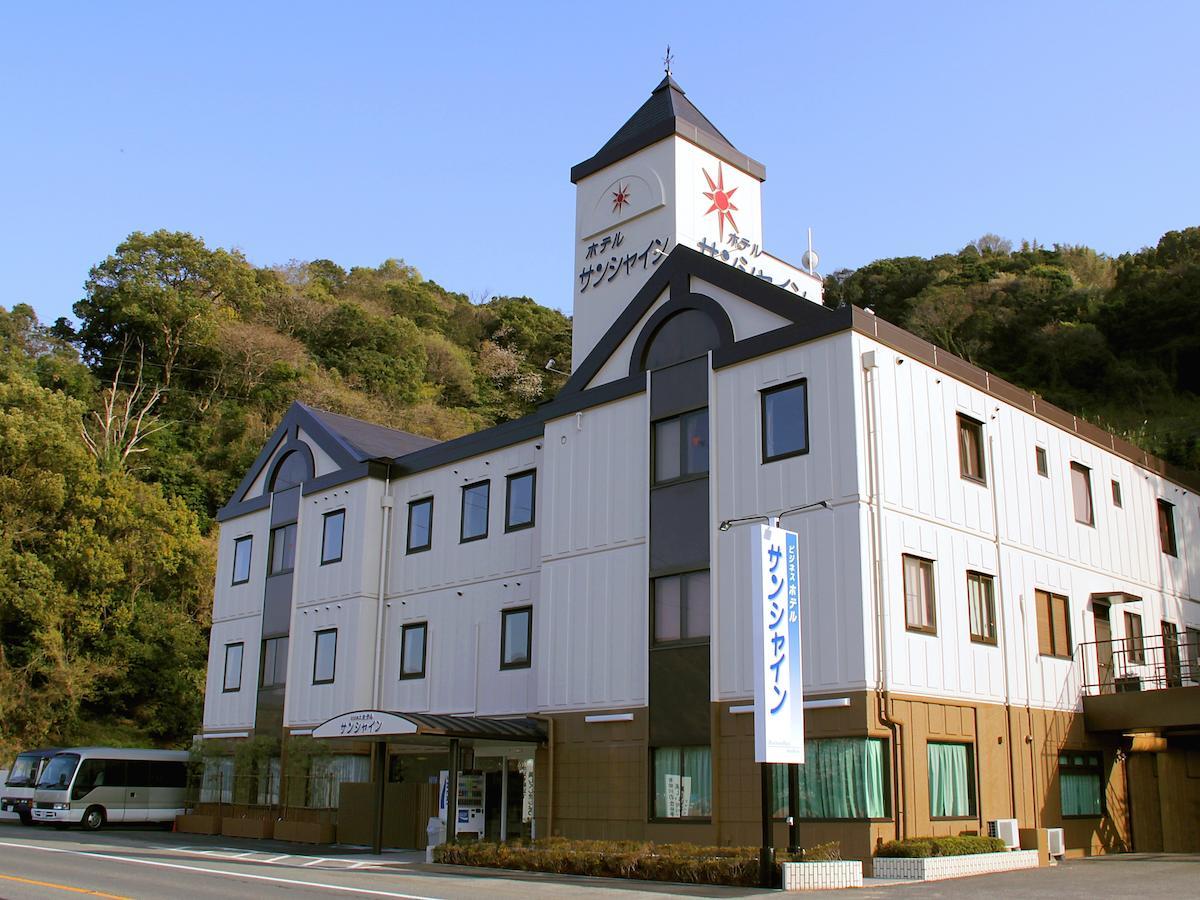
269,450 -> 309,492
639,308 -> 724,372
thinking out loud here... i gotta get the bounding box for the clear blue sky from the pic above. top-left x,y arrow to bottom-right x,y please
3,1 -> 1198,325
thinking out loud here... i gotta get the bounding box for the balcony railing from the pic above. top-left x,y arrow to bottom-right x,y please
1077,633 -> 1200,697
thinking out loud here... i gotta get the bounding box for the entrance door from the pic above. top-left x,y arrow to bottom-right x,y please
1093,602 -> 1113,692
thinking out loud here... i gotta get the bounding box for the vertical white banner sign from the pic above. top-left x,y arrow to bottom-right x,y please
750,524 -> 805,763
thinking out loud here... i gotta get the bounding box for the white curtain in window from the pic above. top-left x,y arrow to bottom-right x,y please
200,757 -> 234,803
307,754 -> 370,808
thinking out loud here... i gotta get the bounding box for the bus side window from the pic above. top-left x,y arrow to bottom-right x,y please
152,761 -> 187,789
72,760 -> 104,800
101,760 -> 126,788
126,760 -> 150,788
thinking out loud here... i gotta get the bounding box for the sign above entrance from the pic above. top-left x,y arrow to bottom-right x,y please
313,710 -> 419,739
750,524 -> 805,764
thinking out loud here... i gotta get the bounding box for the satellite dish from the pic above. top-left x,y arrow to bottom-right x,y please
801,249 -> 820,273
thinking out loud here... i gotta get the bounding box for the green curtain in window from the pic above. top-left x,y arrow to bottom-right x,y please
682,746 -> 712,816
1061,773 -> 1102,816
771,738 -> 886,818
653,747 -> 681,818
928,743 -> 971,817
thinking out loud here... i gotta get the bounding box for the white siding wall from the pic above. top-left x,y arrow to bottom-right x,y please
539,393 -> 649,710
857,333 -> 1200,710
203,506 -> 270,731
713,333 -> 871,700
380,576 -> 538,717
391,442 -> 540,596
690,277 -> 793,339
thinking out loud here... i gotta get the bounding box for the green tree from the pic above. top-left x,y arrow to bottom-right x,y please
74,230 -> 262,389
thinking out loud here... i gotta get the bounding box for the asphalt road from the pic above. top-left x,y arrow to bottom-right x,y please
0,822 -> 1196,899
0,823 -> 765,899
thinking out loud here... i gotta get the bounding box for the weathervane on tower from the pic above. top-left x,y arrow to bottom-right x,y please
663,45 -> 674,76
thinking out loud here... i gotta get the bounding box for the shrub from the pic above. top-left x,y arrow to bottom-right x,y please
875,835 -> 1007,858
433,838 -> 842,886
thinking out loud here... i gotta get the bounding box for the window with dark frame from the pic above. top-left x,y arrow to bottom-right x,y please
268,523 -> 297,575
927,742 -> 976,817
406,497 -> 433,553
652,570 -> 711,645
312,628 -> 337,684
1124,611 -> 1145,664
652,408 -> 709,484
232,536 -> 253,585
460,481 -> 490,542
1157,499 -> 1177,556
761,379 -> 809,463
1059,751 -> 1104,817
500,606 -> 532,669
399,622 -> 428,680
222,642 -> 244,692
321,509 -> 345,565
505,470 -> 536,532
1111,479 -> 1122,508
1187,627 -> 1200,684
651,746 -> 712,820
966,572 -> 996,645
1035,589 -> 1072,659
957,414 -> 986,484
1070,462 -> 1094,526
903,554 -> 937,634
1035,446 -> 1048,478
768,737 -> 889,819
260,636 -> 289,688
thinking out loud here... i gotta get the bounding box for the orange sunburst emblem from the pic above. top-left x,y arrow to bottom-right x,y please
612,183 -> 631,214
701,163 -> 739,240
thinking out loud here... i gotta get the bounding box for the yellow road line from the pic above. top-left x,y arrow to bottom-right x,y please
0,871 -> 130,899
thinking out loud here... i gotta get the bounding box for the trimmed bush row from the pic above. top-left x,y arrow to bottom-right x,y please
434,837 -> 840,886
875,835 -> 1008,858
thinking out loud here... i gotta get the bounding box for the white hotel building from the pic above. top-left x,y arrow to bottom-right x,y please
198,76 -> 1200,861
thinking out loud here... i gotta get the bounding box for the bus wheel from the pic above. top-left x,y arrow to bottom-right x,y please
18,812 -> 32,826
81,806 -> 106,831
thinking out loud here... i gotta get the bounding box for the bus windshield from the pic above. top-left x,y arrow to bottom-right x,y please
5,754 -> 40,787
36,754 -> 80,790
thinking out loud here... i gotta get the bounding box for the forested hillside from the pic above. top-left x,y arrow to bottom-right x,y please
823,228 -> 1200,471
1,225 -> 1196,758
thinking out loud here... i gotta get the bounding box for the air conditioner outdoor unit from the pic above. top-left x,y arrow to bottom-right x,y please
1046,827 -> 1066,858
986,818 -> 1020,849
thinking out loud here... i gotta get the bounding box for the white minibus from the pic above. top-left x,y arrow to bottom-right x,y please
2,748 -> 61,825
32,747 -> 189,830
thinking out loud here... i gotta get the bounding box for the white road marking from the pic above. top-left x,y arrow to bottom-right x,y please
264,854 -> 292,863
0,840 -> 444,900
302,857 -> 329,867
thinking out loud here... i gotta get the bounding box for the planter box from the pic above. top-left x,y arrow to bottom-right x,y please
782,860 -> 863,891
174,814 -> 221,835
221,817 -> 275,839
873,849 -> 1039,882
274,820 -> 336,845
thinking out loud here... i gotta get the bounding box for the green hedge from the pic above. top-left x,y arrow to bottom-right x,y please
875,835 -> 1008,858
434,838 -> 840,886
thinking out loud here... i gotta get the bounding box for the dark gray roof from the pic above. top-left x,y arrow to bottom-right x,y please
304,405 -> 440,461
571,76 -> 766,183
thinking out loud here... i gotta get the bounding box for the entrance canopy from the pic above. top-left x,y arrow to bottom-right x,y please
311,709 -> 547,744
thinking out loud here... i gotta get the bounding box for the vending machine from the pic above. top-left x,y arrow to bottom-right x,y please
439,770 -> 486,838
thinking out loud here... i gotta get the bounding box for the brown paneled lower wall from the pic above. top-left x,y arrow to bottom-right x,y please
532,692 -> 1200,871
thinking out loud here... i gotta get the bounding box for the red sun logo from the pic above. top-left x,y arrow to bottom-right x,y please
701,163 -> 739,240
612,183 -> 631,214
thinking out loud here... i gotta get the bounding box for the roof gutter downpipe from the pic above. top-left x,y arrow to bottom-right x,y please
863,350 -> 905,842
371,465 -> 394,710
